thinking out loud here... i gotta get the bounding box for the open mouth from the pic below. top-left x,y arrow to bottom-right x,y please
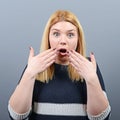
58,48 -> 68,56
59,49 -> 67,53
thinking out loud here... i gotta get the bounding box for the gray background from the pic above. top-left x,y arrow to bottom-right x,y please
0,0 -> 119,119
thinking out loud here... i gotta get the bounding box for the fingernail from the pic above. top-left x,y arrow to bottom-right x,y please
29,46 -> 31,50
53,48 -> 56,50
91,52 -> 94,55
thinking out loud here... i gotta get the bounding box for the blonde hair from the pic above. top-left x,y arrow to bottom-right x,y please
36,10 -> 86,82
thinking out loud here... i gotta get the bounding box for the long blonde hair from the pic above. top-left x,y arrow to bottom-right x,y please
36,10 -> 86,82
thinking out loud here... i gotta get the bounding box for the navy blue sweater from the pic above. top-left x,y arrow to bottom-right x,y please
9,63 -> 110,120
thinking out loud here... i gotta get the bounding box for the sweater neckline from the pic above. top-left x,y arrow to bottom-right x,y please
54,63 -> 68,67
54,63 -> 68,75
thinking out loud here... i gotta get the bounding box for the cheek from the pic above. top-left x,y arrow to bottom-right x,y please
69,40 -> 78,50
49,39 -> 58,48
49,35 -> 54,48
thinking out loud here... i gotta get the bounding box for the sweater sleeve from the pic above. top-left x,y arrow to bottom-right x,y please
8,103 -> 31,120
96,63 -> 106,91
88,105 -> 111,120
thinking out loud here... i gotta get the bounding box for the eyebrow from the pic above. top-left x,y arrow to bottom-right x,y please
51,28 -> 76,32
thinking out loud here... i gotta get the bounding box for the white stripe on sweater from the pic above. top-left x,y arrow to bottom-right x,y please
33,102 -> 87,116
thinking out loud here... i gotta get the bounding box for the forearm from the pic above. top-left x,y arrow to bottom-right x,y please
9,69 -> 35,114
86,73 -> 109,115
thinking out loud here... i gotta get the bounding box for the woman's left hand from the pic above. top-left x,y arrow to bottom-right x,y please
69,50 -> 97,81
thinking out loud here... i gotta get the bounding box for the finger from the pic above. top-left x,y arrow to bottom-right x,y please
28,46 -> 34,60
69,59 -> 82,75
43,53 -> 56,65
69,50 -> 83,65
37,48 -> 56,58
69,53 -> 79,66
45,58 -> 56,68
90,52 -> 96,69
70,50 -> 87,62
37,48 -> 57,61
41,54 -> 56,72
69,55 -> 80,71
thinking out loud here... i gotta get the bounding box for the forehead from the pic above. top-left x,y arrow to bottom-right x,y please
50,21 -> 77,31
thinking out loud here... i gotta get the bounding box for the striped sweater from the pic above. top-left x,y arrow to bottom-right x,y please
8,63 -> 111,120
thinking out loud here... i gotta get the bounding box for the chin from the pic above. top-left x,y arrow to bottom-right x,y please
57,56 -> 69,65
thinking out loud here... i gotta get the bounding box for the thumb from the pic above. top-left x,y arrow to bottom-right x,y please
28,46 -> 34,60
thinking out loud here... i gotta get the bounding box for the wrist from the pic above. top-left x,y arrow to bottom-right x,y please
85,73 -> 99,85
18,69 -> 36,87
24,68 -> 36,80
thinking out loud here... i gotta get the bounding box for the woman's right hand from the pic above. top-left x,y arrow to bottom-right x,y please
26,47 -> 57,77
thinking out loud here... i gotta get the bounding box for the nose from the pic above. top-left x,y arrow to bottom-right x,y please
59,35 -> 67,45
60,41 -> 66,45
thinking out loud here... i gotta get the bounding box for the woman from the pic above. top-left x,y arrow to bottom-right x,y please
8,10 -> 111,120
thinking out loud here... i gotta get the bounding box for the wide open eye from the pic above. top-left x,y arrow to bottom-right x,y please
53,32 -> 60,37
67,33 -> 74,38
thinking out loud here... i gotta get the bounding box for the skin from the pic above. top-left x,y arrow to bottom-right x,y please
49,21 -> 78,65
9,21 -> 109,116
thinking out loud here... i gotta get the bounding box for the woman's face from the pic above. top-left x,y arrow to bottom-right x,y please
49,21 -> 78,65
